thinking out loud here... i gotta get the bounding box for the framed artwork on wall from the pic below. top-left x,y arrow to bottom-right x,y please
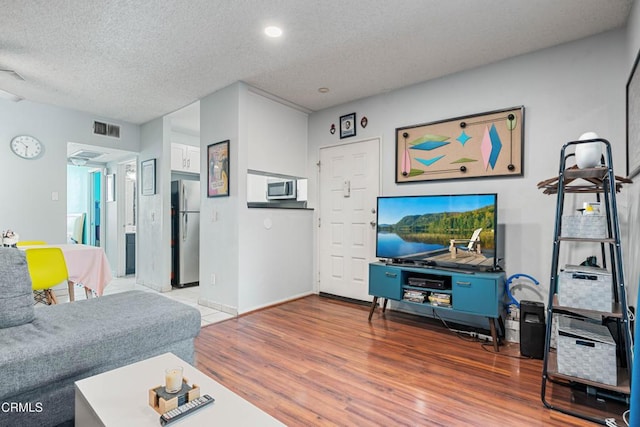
141,158 -> 156,196
340,113 -> 356,139
207,140 -> 230,197
627,48 -> 640,179
395,106 -> 524,183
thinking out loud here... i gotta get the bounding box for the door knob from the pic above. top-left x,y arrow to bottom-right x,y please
370,221 -> 377,228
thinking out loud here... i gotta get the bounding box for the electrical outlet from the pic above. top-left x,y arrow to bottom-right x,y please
477,333 -> 493,342
462,330 -> 493,342
211,273 -> 216,285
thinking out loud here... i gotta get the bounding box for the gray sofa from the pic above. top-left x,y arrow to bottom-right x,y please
0,248 -> 201,427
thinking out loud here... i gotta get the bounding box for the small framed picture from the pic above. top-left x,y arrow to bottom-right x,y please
340,113 -> 356,139
207,140 -> 230,197
141,158 -> 156,196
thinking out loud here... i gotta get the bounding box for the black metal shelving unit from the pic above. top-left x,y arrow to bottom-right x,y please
537,138 -> 633,424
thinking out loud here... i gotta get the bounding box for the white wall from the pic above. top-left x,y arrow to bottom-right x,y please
200,83 -> 242,311
247,91 -> 308,177
239,209 -> 313,312
238,91 -> 312,313
171,130 -> 200,147
136,117 -> 172,291
67,165 -> 90,213
308,29 -> 628,310
199,84 -> 313,314
0,99 -> 139,244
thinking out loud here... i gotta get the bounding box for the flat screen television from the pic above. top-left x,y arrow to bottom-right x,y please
376,193 -> 499,271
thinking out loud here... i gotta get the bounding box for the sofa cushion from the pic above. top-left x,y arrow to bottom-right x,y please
0,248 -> 35,328
0,290 -> 201,401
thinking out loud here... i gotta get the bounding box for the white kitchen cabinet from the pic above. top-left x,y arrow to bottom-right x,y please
171,143 -> 200,174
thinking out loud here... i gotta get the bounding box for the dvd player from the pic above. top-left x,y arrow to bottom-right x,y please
408,277 -> 446,289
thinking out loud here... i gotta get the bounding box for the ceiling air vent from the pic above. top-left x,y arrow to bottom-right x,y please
93,120 -> 121,138
70,150 -> 104,159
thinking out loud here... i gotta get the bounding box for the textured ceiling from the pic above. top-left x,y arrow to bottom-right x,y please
0,0 -> 633,126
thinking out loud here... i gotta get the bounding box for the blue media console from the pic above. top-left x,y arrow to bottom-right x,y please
368,262 -> 506,351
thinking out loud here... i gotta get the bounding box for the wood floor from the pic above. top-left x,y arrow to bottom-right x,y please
194,295 -> 615,426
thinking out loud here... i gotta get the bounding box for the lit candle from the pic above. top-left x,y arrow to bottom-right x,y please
165,367 -> 183,393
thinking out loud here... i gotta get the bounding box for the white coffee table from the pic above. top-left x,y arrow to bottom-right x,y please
75,352 -> 284,426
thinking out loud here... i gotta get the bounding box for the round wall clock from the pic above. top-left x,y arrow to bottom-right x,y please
10,135 -> 43,159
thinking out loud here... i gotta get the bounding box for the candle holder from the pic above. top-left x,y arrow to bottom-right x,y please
165,366 -> 183,393
148,377 -> 201,414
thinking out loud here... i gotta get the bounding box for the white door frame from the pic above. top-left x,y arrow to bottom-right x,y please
315,136 -> 382,297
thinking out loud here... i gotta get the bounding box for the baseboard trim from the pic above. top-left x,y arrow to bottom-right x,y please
198,297 -> 238,316
239,291 -> 315,316
318,292 -> 371,307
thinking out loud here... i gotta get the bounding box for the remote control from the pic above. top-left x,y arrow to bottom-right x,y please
159,394 -> 215,425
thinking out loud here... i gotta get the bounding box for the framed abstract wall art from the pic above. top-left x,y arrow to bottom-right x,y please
627,48 -> 640,179
395,106 -> 524,183
207,140 -> 230,197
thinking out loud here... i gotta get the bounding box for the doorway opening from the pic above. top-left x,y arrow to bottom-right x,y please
67,163 -> 92,245
67,142 -> 138,277
124,161 -> 137,275
90,170 -> 101,246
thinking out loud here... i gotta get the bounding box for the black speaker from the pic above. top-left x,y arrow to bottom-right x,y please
520,300 -> 545,359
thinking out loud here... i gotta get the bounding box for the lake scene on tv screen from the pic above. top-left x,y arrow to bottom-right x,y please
377,194 -> 496,260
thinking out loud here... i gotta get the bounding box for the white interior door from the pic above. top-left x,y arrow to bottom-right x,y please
319,138 -> 380,301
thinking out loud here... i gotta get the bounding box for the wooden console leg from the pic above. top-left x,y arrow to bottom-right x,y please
382,298 -> 388,313
488,317 -> 499,352
368,296 -> 379,321
497,315 -> 505,338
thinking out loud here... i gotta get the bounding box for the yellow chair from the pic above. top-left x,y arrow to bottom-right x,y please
16,241 -> 47,247
25,247 -> 69,305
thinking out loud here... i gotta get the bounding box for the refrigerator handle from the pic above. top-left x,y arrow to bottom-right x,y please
182,212 -> 188,241
182,183 -> 187,211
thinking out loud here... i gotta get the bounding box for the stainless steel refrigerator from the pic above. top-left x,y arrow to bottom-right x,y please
171,180 -> 200,287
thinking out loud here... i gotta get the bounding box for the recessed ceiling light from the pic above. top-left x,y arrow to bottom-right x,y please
264,26 -> 283,38
69,157 -> 88,166
318,87 -> 330,93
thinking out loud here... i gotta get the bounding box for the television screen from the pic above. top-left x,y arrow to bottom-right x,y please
376,194 -> 498,271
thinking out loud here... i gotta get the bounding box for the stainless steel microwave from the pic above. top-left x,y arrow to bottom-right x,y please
266,180 -> 297,200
